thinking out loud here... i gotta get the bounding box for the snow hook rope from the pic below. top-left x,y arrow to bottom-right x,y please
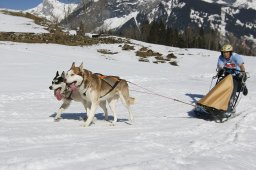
127,81 -> 195,107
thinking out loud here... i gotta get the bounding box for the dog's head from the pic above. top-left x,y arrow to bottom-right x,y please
65,62 -> 84,91
49,71 -> 66,101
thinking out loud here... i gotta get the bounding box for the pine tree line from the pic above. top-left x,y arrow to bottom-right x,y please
116,20 -> 254,56
124,20 -> 221,51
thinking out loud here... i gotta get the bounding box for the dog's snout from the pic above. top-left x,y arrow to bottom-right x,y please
64,78 -> 67,83
49,86 -> 53,90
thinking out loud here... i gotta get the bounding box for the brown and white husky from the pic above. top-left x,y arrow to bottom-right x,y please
65,62 -> 135,127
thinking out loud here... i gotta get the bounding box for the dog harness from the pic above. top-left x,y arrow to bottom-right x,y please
83,73 -> 121,98
100,78 -> 121,98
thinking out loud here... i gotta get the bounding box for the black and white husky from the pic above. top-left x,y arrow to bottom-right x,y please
49,71 -> 108,121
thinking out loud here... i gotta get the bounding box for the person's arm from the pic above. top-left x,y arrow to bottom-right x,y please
239,63 -> 245,72
238,63 -> 247,82
217,56 -> 224,70
234,53 -> 245,72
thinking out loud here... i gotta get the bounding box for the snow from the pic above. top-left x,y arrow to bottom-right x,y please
219,7 -> 227,36
201,0 -> 256,10
190,9 -> 206,28
95,12 -> 139,31
162,0 -> 184,17
201,0 -> 226,5
1,10 -> 256,170
236,19 -> 244,27
68,30 -> 77,35
0,13 -> 48,33
26,0 -> 78,22
233,0 -> 256,10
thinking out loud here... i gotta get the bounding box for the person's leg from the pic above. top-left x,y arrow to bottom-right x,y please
227,77 -> 238,113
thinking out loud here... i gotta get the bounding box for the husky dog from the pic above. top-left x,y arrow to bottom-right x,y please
65,62 -> 135,127
49,71 -> 108,121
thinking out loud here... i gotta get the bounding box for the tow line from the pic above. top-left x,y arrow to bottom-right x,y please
127,81 -> 195,107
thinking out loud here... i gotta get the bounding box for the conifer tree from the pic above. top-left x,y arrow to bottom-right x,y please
77,22 -> 85,36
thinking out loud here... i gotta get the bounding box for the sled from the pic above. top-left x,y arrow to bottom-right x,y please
194,68 -> 248,123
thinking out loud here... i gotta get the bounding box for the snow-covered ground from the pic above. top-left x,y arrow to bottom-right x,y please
1,11 -> 256,170
0,12 -> 48,33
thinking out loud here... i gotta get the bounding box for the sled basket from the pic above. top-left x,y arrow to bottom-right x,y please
195,74 -> 234,122
197,74 -> 234,111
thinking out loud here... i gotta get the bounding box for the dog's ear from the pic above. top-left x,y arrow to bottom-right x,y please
71,62 -> 75,69
79,62 -> 83,70
56,71 -> 59,77
61,71 -> 65,78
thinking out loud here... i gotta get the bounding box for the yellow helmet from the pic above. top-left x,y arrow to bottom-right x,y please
221,44 -> 233,52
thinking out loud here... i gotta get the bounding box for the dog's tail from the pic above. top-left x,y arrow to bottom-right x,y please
128,97 -> 135,105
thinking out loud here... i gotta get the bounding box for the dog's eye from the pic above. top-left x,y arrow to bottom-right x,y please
71,74 -> 74,76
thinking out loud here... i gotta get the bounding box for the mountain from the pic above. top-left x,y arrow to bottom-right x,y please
62,0 -> 256,55
63,0 -> 256,33
26,0 -> 78,23
201,0 -> 256,10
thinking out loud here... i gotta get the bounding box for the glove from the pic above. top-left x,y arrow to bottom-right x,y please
238,72 -> 247,82
217,69 -> 224,77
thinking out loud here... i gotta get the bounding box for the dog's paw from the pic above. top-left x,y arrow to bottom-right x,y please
54,117 -> 61,122
83,116 -> 88,121
82,123 -> 90,127
109,122 -> 115,126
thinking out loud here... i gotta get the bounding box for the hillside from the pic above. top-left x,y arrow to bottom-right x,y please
62,0 -> 256,55
19,0 -> 256,55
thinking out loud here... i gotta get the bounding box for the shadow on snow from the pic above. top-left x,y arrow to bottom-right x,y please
185,93 -> 212,121
49,112 -> 129,122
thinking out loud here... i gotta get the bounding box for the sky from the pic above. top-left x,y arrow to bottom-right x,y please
0,0 -> 79,10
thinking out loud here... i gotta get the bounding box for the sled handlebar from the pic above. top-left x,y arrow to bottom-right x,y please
216,67 -> 245,73
215,67 -> 249,77
213,67 -> 250,82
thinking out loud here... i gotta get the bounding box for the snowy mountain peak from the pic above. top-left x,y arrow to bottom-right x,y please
42,0 -> 59,6
201,0 -> 256,10
26,0 -> 78,23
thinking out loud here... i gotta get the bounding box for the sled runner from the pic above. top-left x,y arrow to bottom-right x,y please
194,68 -> 248,123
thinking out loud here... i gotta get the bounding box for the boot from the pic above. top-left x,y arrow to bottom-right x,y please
243,86 -> 248,96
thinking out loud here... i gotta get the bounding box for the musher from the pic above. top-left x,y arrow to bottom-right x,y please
217,44 -> 248,112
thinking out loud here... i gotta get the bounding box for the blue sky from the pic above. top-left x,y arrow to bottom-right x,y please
0,0 -> 79,10
0,0 -> 42,10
